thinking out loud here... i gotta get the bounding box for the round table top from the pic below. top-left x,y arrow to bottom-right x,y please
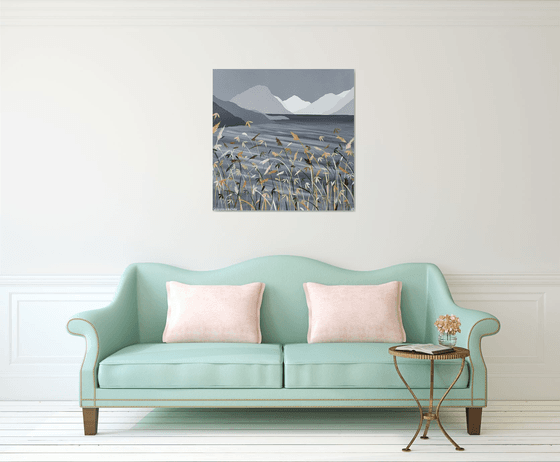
388,346 -> 470,360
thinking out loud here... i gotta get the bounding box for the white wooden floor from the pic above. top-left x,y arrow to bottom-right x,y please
0,401 -> 559,462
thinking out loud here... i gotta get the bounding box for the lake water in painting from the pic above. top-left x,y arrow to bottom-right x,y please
213,70 -> 355,211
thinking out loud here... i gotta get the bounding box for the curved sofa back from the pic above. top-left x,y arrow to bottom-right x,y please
133,256 -> 433,345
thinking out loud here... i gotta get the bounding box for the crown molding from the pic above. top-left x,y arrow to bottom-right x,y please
0,273 -> 559,287
1,0 -> 559,26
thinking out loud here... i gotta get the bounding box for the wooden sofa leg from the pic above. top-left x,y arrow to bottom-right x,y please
466,407 -> 482,435
83,408 -> 99,435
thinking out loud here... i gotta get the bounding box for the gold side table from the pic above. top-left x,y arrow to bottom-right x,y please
388,346 -> 470,452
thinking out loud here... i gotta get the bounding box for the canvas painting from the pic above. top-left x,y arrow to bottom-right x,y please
213,69 -> 354,211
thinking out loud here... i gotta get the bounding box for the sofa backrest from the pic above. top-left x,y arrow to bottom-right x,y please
134,256 -> 432,345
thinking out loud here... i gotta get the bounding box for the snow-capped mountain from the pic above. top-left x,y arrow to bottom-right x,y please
297,88 -> 354,115
229,85 -> 354,116
275,95 -> 311,113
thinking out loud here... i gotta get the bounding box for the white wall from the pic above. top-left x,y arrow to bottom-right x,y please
1,0 -> 559,399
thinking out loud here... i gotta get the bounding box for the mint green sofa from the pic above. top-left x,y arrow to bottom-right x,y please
67,256 -> 499,435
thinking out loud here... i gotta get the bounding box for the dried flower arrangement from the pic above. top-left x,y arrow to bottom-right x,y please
435,314 -> 461,335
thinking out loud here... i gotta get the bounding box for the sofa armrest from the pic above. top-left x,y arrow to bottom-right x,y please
67,265 -> 139,405
426,264 -> 500,405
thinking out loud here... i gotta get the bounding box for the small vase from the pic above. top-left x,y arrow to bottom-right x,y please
438,332 -> 457,347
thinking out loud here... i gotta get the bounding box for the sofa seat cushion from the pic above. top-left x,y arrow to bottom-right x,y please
283,343 -> 469,389
98,343 -> 283,389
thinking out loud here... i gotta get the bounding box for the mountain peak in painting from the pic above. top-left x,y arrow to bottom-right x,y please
297,87 -> 354,115
279,95 -> 311,113
324,88 -> 355,115
230,85 -> 291,115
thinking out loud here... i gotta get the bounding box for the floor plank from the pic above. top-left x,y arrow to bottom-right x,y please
1,444 -> 559,453
2,452 -> 560,461
0,401 -> 559,461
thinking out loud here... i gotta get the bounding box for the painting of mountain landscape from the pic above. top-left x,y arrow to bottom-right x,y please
213,69 -> 354,211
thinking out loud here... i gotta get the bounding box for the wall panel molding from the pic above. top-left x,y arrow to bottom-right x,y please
447,277 -> 560,401
1,0 -> 559,27
1,272 -> 558,287
451,292 -> 546,366
0,275 -> 120,287
445,273 -> 560,286
0,278 -> 117,399
0,273 -> 559,399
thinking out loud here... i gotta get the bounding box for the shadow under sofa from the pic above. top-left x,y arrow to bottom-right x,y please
67,256 -> 500,436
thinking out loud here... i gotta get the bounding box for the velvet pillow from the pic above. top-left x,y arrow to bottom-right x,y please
162,282 -> 265,343
304,281 -> 405,343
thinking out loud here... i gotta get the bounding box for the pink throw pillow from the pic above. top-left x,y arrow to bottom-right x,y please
162,282 -> 265,343
304,281 -> 405,343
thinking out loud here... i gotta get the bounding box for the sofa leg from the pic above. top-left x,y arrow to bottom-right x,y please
466,407 -> 482,435
83,408 -> 99,435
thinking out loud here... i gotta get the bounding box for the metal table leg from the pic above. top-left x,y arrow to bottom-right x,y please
393,355 -> 466,451
435,358 -> 466,451
392,356 -> 424,452
421,359 -> 435,440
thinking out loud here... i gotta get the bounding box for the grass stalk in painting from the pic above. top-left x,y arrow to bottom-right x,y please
213,116 -> 354,211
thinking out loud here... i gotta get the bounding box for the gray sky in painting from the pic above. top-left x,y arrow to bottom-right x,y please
213,69 -> 354,102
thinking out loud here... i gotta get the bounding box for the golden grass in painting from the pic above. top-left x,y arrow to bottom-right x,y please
213,116 -> 354,211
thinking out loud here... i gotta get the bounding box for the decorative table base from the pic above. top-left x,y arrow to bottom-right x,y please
389,346 -> 470,452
